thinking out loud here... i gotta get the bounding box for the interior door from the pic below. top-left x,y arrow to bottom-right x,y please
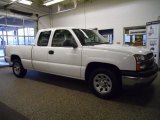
47,29 -> 82,78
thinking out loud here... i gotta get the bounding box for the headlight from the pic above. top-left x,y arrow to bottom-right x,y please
134,54 -> 146,71
134,54 -> 145,62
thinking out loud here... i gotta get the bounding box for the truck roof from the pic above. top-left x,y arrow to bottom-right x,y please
39,27 -> 91,31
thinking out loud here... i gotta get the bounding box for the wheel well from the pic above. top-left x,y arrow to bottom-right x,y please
85,62 -> 121,81
11,55 -> 21,62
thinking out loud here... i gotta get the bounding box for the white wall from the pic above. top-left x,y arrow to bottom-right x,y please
50,0 -> 160,44
38,16 -> 51,30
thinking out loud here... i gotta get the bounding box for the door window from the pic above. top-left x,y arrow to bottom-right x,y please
52,29 -> 76,47
37,31 -> 51,46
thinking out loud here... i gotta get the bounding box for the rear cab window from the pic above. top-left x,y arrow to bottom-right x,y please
37,31 -> 51,46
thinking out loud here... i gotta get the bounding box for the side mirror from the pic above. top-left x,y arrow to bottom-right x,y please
72,42 -> 78,48
63,39 -> 78,48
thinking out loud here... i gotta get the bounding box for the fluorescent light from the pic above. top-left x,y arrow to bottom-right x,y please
18,0 -> 32,5
43,0 -> 64,6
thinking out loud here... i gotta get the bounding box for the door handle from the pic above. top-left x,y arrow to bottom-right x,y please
48,50 -> 54,55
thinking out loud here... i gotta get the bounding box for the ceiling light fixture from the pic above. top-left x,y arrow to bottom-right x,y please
43,0 -> 64,6
11,0 -> 32,5
18,0 -> 32,5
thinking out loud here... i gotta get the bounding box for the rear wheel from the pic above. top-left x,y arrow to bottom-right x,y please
89,68 -> 121,99
12,59 -> 27,78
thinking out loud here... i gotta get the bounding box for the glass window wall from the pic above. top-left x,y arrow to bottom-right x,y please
0,16 -> 6,25
7,16 -> 23,26
0,15 -> 37,47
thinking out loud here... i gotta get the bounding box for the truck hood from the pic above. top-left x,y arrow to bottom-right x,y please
84,44 -> 151,55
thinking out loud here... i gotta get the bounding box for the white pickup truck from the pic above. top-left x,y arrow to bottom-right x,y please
5,28 -> 158,98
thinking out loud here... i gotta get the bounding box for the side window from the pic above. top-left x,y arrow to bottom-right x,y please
73,29 -> 86,45
52,29 -> 77,47
37,31 -> 51,46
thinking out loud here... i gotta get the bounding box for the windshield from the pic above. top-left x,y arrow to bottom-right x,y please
73,29 -> 108,46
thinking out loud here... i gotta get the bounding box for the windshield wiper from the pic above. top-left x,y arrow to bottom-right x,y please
99,42 -> 109,44
84,41 -> 103,46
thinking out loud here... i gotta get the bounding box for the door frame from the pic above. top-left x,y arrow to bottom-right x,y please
0,35 -> 5,57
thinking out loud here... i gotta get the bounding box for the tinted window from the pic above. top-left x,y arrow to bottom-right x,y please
72,29 -> 86,45
73,29 -> 107,46
52,29 -> 76,47
37,31 -> 51,46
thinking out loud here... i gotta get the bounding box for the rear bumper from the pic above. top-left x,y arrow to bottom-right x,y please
121,63 -> 158,84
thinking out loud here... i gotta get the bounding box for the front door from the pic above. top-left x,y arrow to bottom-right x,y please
47,29 -> 82,78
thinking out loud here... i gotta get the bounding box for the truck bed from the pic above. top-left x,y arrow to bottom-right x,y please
5,45 -> 33,69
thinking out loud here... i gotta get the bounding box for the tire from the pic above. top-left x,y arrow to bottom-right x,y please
89,68 -> 122,99
12,59 -> 27,78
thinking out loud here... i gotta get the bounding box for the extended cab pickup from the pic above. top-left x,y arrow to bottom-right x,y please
5,28 -> 158,98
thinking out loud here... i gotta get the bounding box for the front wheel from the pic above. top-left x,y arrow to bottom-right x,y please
12,60 -> 27,78
89,68 -> 122,99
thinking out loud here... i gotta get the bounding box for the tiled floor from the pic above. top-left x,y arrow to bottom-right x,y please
0,68 -> 159,120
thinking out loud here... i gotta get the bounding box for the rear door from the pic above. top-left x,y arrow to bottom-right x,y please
32,30 -> 51,72
47,29 -> 82,78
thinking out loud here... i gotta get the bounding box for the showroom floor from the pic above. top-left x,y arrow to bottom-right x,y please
0,67 -> 160,120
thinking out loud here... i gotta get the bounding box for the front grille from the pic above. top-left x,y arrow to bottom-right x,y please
143,53 -> 154,69
145,53 -> 153,60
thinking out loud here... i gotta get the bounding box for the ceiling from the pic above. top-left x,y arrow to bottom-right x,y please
0,0 -> 89,17
0,0 -> 50,16
0,0 -> 46,7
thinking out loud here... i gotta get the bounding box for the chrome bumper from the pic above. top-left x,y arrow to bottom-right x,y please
122,72 -> 158,85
